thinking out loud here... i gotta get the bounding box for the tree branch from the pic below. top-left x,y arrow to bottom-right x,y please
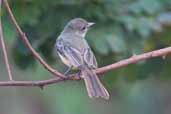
0,78 -> 65,87
0,46 -> 170,87
0,0 -> 13,81
96,47 -> 171,74
2,0 -> 66,79
0,0 -> 171,87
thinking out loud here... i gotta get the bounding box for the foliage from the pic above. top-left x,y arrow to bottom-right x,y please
1,1 -> 171,114
1,0 -> 171,81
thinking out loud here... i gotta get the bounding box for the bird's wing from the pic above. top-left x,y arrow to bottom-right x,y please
83,48 -> 98,68
56,39 -> 83,67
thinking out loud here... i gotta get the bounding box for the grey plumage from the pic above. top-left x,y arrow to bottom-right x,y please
55,18 -> 109,99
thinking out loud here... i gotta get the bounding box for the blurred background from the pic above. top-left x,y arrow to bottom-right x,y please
0,0 -> 171,114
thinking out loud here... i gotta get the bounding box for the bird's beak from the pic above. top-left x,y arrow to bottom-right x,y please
87,22 -> 95,28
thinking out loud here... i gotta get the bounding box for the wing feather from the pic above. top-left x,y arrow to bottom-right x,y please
83,48 -> 98,68
56,39 -> 83,67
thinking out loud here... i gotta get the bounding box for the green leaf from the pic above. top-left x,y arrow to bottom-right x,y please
106,32 -> 126,53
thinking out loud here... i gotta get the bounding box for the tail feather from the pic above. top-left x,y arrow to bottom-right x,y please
81,67 -> 109,99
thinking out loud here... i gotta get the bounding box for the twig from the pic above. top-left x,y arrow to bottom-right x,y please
0,46 -> 170,86
0,0 -> 13,81
96,47 -> 171,74
2,0 -> 66,79
0,76 -> 80,87
0,78 -> 65,87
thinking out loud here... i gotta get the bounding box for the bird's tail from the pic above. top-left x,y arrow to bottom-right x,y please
81,67 -> 109,99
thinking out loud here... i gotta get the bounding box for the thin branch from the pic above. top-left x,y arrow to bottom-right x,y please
2,0 -> 66,79
0,46 -> 171,86
0,0 -> 13,81
0,76 -> 80,87
96,47 -> 171,74
0,78 -> 65,87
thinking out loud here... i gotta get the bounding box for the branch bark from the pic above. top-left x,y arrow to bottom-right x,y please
0,46 -> 171,87
96,47 -> 171,74
0,0 -> 171,87
0,0 -> 13,80
0,78 -> 64,87
2,0 -> 66,79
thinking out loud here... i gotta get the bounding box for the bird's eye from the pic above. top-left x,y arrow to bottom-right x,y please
81,26 -> 86,31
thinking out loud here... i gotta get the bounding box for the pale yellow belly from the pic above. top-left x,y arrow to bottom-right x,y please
58,54 -> 78,70
59,54 -> 71,67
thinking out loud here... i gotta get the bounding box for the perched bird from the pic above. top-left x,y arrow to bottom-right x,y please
55,18 -> 109,99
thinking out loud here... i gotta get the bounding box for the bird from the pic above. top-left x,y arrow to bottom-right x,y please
55,18 -> 109,99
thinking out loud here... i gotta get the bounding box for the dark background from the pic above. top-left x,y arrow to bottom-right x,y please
0,0 -> 171,114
